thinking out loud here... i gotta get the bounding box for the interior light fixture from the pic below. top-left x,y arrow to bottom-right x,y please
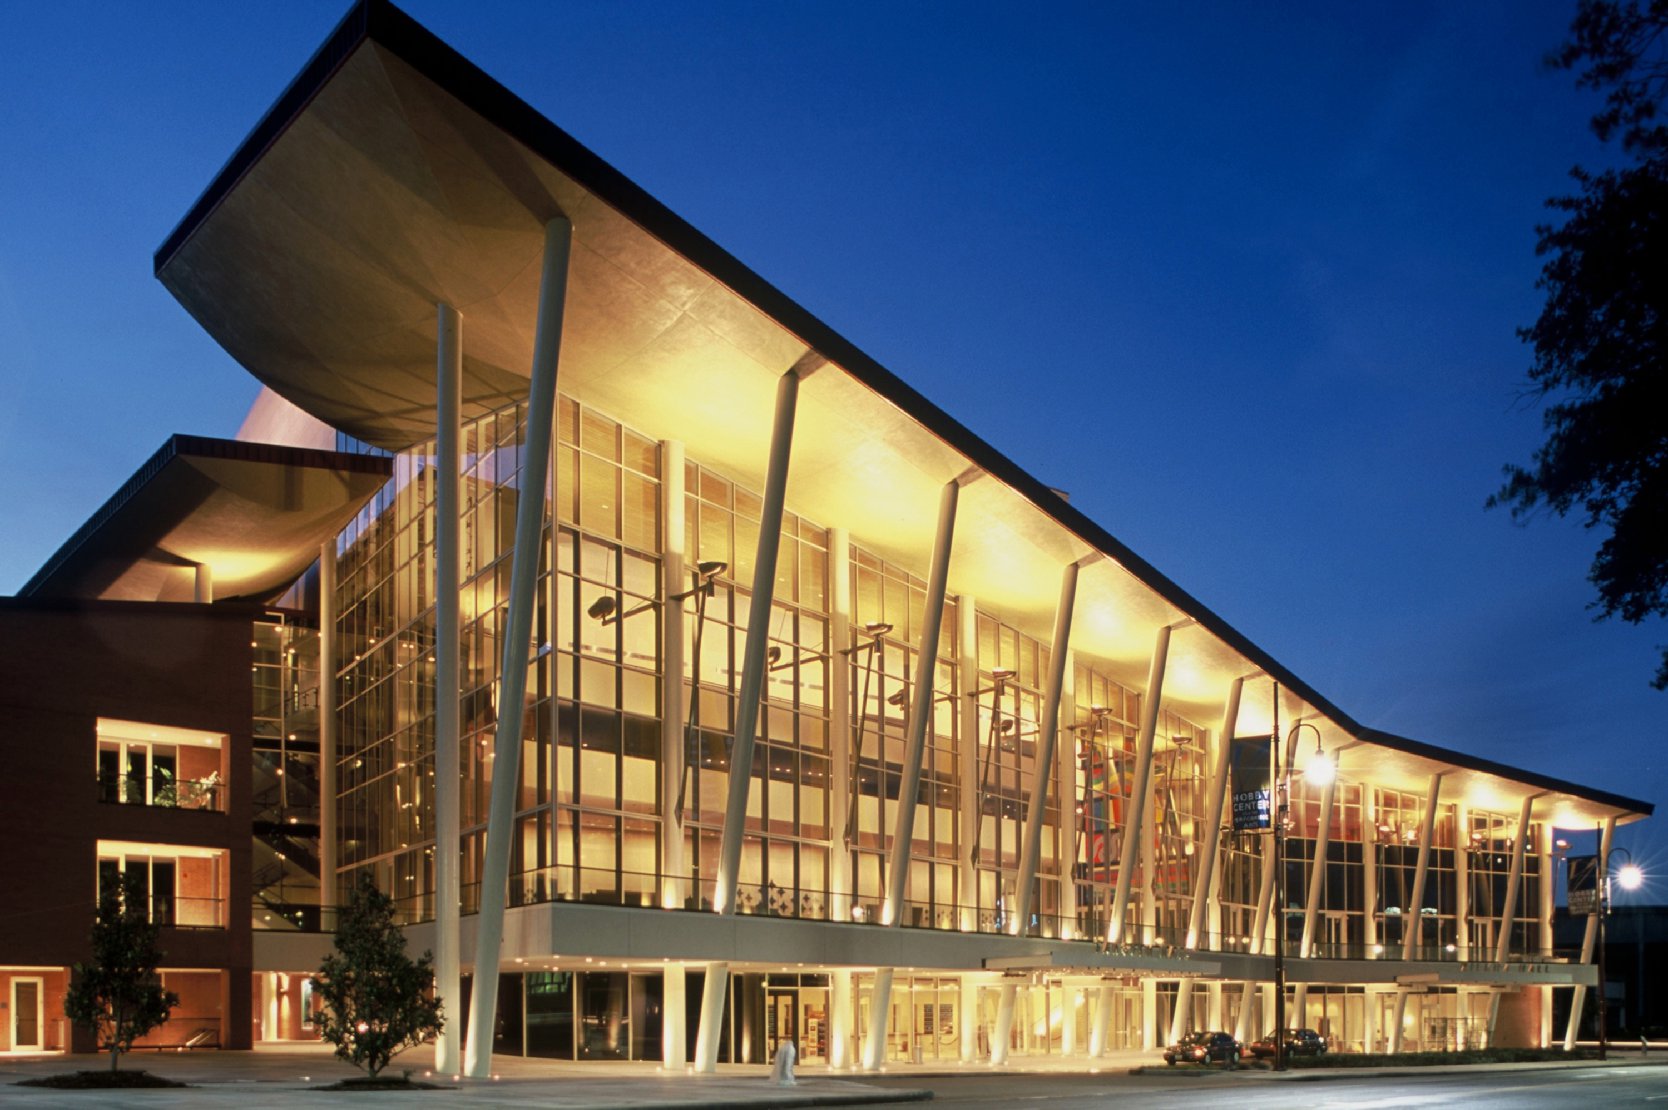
586,596 -> 617,621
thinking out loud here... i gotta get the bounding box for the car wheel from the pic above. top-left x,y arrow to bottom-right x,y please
1166,1059 -> 1176,1067
1230,1050 -> 1241,1066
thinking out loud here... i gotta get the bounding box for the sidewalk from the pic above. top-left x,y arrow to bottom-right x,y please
0,1045 -> 932,1109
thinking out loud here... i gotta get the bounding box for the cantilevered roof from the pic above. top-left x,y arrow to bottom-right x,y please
152,1 -> 1651,824
22,435 -> 391,603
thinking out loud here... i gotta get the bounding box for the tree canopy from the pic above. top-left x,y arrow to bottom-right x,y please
310,875 -> 443,1079
1492,0 -> 1668,687
64,873 -> 179,1071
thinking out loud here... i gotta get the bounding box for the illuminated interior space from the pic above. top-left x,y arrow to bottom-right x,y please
0,0 -> 1651,1070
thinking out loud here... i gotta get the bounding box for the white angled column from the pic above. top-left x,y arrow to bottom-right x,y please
864,477 -> 959,1072
662,965 -> 687,1067
881,477 -> 960,927
828,528 -> 853,924
1390,771 -> 1443,1054
1056,652 -> 1079,936
955,596 -> 979,933
1011,559 -> 1080,934
464,216 -> 572,1079
1107,624 -> 1173,944
697,360 -> 811,1072
194,562 -> 214,604
1299,770 -> 1338,958
1089,986 -> 1112,1057
831,969 -> 855,1068
990,981 -> 1018,1064
1487,794 -> 1538,1042
659,440 -> 688,910
1564,817 -> 1613,1050
318,539 -> 338,932
433,302 -> 463,1076
1186,677 -> 1243,950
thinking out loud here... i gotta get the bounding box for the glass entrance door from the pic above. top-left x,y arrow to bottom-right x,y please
11,978 -> 42,1051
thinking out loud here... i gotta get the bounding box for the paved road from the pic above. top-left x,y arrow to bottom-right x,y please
852,1065 -> 1668,1108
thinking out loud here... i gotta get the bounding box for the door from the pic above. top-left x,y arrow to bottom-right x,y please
11,978 -> 43,1051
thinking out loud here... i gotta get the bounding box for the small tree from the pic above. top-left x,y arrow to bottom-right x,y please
64,873 -> 180,1072
310,875 -> 443,1079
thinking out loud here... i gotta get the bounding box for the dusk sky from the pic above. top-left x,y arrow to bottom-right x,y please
1,2 -> 1661,872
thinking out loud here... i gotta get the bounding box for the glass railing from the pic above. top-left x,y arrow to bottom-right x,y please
97,773 -> 224,812
154,896 -> 226,930
385,869 -> 1580,968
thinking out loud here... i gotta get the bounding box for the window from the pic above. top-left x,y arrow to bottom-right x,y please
96,841 -> 226,928
96,720 -> 225,811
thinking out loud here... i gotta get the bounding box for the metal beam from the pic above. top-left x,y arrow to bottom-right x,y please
432,301 -> 463,1076
1011,559 -> 1080,935
463,216 -> 572,1078
1107,624 -> 1172,943
317,539 -> 338,933
956,596 -> 979,933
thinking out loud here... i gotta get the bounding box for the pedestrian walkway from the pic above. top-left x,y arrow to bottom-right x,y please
0,1043 -> 935,1109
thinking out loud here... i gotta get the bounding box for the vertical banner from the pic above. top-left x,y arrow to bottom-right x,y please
1567,854 -> 1600,915
1230,736 -> 1272,831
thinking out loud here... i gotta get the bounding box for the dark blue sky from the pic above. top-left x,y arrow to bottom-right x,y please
0,2 -> 1660,872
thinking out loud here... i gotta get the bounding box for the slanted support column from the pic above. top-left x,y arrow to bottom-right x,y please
1187,678 -> 1244,950
866,476 -> 960,1070
433,302 -> 463,1076
1488,794 -> 1538,1041
830,969 -> 855,1069
1234,747 -> 1282,1045
659,440 -> 688,910
712,364 -> 805,913
1390,771 -> 1443,1054
1056,654 -> 1079,936
193,563 -> 213,604
991,981 -> 1018,1064
959,977 -> 978,1063
318,539 -> 338,931
1107,624 -> 1173,943
1456,803 -> 1472,959
1012,558 -> 1081,935
828,529 -> 854,923
1363,789 -> 1379,952
1299,769 -> 1339,957
662,965 -> 687,1068
698,360 -> 811,1073
1168,981 -> 1194,1046
694,963 -> 729,1069
955,596 -> 979,933
1564,817 -> 1615,1050
1089,985 -> 1112,1056
464,216 -> 572,1079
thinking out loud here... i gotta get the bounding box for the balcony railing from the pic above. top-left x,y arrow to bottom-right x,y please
363,867 -> 1580,968
97,772 -> 224,812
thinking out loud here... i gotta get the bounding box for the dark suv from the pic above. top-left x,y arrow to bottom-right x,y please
1163,1030 -> 1242,1066
1249,1027 -> 1328,1058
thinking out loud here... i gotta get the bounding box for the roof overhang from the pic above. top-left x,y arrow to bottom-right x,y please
151,1 -> 1653,825
22,435 -> 391,603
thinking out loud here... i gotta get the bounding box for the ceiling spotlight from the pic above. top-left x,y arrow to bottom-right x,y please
886,689 -> 907,707
863,621 -> 894,637
586,596 -> 617,621
992,667 -> 1016,680
696,560 -> 727,578
767,646 -> 782,665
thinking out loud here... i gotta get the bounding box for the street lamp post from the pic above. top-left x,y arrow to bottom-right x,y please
1597,843 -> 1645,1061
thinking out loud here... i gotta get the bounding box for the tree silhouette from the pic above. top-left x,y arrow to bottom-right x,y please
64,873 -> 179,1072
310,875 -> 443,1078
1493,0 -> 1668,687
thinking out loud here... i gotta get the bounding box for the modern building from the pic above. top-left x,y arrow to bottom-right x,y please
0,0 -> 1652,1071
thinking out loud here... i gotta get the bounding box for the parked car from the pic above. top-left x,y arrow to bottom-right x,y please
1249,1027 -> 1328,1058
1164,1030 -> 1242,1066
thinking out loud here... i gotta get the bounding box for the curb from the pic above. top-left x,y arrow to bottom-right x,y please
605,1090 -> 934,1109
